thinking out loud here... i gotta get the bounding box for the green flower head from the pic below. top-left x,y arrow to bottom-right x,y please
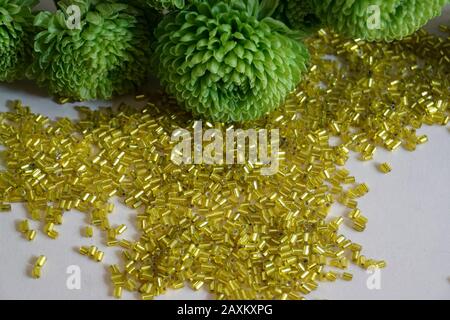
0,0 -> 37,82
312,0 -> 449,41
31,0 -> 154,101
153,0 -> 310,122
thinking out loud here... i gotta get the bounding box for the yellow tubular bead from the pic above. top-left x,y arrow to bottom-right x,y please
378,163 -> 392,174
95,251 -> 105,262
0,203 -> 12,212
417,135 -> 429,144
36,255 -> 47,267
342,272 -> 353,281
113,286 -> 123,299
141,294 -> 153,300
88,246 -> 98,257
85,226 -> 94,238
18,220 -> 29,233
27,230 -> 37,241
116,224 -> 127,235
47,230 -> 59,239
79,246 -> 89,256
327,272 -> 338,282
106,240 -> 118,247
31,266 -> 41,279
192,281 -> 205,291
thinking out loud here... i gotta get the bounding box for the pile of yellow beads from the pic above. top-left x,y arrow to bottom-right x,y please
0,26 -> 448,299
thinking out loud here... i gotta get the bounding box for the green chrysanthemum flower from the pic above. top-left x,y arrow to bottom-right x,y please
153,0 -> 310,122
312,0 -> 448,41
31,0 -> 153,101
0,0 -> 37,82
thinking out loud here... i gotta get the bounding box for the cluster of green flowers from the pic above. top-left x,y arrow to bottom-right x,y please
32,0 -> 154,101
0,0 -> 448,121
0,0 -> 37,82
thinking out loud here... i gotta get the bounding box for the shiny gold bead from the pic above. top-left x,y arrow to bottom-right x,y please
85,226 -> 94,238
36,255 -> 47,267
113,286 -> 123,299
342,272 -> 353,281
95,251 -> 105,262
0,203 -> 11,212
18,220 -> 29,233
378,163 -> 392,174
26,230 -> 37,241
31,266 -> 41,279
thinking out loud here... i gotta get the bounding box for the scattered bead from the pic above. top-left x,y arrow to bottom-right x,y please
85,226 -> 93,238
26,230 -> 37,241
342,272 -> 353,281
0,203 -> 11,212
379,163 -> 392,174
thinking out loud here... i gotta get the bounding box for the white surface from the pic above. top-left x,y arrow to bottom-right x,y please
0,1 -> 449,300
